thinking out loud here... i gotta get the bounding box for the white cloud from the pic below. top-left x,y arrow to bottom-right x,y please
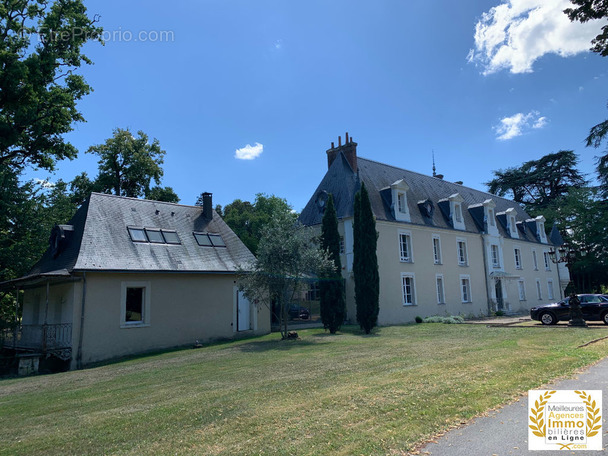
494,110 -> 547,140
274,39 -> 283,50
469,0 -> 603,75
235,142 -> 264,160
34,178 -> 55,188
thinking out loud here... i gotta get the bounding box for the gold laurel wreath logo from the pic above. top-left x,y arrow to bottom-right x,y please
529,390 -> 556,437
575,390 -> 602,438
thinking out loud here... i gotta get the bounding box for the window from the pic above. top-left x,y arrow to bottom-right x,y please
457,240 -> 468,266
436,275 -> 445,304
491,244 -> 500,267
514,248 -> 522,269
454,203 -> 463,223
128,227 -> 181,244
488,208 -> 495,226
128,227 -> 147,242
518,280 -> 526,301
460,275 -> 471,303
397,192 -> 406,213
401,273 -> 416,305
339,236 -> 345,254
543,252 -> 551,271
536,279 -> 543,300
432,235 -> 442,264
399,232 -> 413,262
121,281 -> 151,327
194,232 -> 226,247
547,279 -> 554,300
532,250 -> 538,270
145,228 -> 164,243
306,282 -> 320,301
208,234 -> 226,247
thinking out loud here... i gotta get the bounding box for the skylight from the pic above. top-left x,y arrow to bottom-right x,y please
128,227 -> 147,242
145,228 -> 164,243
193,232 -> 226,247
162,230 -> 180,244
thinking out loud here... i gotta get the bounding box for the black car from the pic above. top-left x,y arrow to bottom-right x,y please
530,294 -> 608,325
288,304 -> 310,320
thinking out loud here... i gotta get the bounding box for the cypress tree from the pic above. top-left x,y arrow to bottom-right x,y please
319,194 -> 346,333
353,183 -> 379,334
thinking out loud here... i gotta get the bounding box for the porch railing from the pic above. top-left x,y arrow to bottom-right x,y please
1,323 -> 72,352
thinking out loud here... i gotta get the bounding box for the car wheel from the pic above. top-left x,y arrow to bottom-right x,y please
602,312 -> 608,325
540,312 -> 556,325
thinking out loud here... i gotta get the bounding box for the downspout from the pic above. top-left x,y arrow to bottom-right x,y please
480,235 -> 492,316
43,280 -> 50,353
76,272 -> 87,369
555,250 -> 563,299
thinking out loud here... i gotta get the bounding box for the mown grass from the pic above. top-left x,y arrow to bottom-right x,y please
1,324 -> 607,455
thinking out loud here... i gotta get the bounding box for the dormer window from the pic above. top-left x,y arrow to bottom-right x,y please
448,193 -> 466,231
505,208 -> 519,239
482,199 -> 497,235
391,179 -> 410,222
535,216 -> 547,243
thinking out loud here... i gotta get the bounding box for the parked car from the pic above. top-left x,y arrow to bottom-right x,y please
530,294 -> 608,325
288,304 -> 310,320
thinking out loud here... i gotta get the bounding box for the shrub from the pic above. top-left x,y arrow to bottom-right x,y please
495,310 -> 505,317
423,315 -> 464,324
415,316 -> 423,323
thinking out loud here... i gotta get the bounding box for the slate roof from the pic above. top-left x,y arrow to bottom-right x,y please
299,152 -> 550,244
25,193 -> 255,277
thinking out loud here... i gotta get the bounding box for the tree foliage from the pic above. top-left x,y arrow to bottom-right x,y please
238,212 -> 333,339
565,0 -> 608,56
353,183 -> 379,334
319,194 -> 346,334
0,0 -> 102,171
565,1 -> 608,195
486,150 -> 586,216
205,193 -> 296,255
87,128 -> 171,199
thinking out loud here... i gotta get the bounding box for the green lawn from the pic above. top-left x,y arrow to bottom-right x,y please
1,324 -> 607,455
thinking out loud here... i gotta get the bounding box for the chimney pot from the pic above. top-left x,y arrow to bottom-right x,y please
331,142 -> 334,148
338,136 -> 342,147
345,132 -> 349,143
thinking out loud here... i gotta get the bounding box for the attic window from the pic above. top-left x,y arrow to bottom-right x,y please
145,228 -> 164,243
194,232 -> 226,247
128,227 -> 147,242
162,230 -> 180,244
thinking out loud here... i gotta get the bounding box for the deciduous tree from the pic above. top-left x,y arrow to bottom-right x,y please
238,212 -> 332,339
0,0 -> 102,171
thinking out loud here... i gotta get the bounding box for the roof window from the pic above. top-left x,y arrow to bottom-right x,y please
194,232 -> 226,247
128,227 -> 181,245
162,230 -> 180,244
128,227 -> 147,242
145,228 -> 164,243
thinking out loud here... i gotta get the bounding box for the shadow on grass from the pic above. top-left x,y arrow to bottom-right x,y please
236,338 -> 319,353
311,325 -> 382,337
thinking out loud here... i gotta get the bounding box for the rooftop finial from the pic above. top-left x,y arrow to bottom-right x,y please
432,150 -> 437,177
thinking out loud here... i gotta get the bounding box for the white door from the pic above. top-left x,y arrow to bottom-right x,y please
237,291 -> 251,331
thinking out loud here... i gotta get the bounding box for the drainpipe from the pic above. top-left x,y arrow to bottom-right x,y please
42,280 -> 50,353
76,272 -> 87,370
480,235 -> 492,316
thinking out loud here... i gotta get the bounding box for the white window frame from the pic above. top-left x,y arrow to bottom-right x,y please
457,238 -> 468,266
506,208 -> 519,239
401,273 -> 416,306
460,275 -> 472,303
339,236 -> 345,254
543,251 -> 551,271
518,279 -> 526,301
432,234 -> 442,265
491,244 -> 500,268
547,279 -> 554,300
514,248 -> 522,270
449,193 -> 466,230
391,180 -> 411,222
488,208 -> 495,226
532,249 -> 538,271
436,274 -> 445,304
397,192 -> 406,214
536,279 -> 543,300
120,281 -> 151,328
398,231 -> 413,263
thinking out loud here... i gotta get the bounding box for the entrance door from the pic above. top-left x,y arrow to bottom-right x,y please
237,291 -> 251,331
495,279 -> 504,310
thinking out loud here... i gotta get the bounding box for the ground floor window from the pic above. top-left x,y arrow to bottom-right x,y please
536,279 -> 543,300
518,280 -> 526,301
401,273 -> 416,305
121,281 -> 151,327
436,275 -> 445,304
547,279 -> 554,300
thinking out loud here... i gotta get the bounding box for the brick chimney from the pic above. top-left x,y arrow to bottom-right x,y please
202,192 -> 213,219
326,132 -> 358,173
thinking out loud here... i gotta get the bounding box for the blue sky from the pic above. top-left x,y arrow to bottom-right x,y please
29,0 -> 608,211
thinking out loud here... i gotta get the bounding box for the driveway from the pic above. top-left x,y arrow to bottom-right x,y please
418,357 -> 608,455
